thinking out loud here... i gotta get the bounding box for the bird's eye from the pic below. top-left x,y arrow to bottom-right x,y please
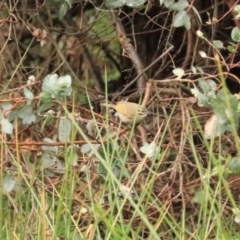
138,108 -> 147,115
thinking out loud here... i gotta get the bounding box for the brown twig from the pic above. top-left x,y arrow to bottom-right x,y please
112,45 -> 174,101
110,10 -> 148,91
0,13 -> 18,25
141,81 -> 152,107
137,125 -> 148,145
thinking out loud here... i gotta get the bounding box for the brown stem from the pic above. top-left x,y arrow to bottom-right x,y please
110,10 -> 148,91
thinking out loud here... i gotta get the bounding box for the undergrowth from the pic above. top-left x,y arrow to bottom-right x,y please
1,1 -> 240,240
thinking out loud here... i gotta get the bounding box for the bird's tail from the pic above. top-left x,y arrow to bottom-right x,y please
100,102 -> 116,109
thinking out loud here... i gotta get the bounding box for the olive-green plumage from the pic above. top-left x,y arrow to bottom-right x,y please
101,101 -> 149,123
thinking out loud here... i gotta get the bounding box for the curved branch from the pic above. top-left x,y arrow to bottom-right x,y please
110,10 -> 148,91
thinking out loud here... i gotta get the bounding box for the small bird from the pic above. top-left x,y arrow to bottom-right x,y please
100,101 -> 149,124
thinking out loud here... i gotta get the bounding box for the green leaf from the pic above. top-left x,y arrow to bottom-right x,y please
172,68 -> 185,78
18,105 -> 36,124
24,115 -> 36,124
184,14 -> 191,30
191,78 -> 240,137
199,51 -> 207,58
3,174 -> 16,193
42,138 -> 58,154
191,79 -> 217,107
86,121 -> 97,136
234,213 -> 240,224
0,102 -> 13,121
41,152 -> 65,174
191,65 -> 197,74
98,159 -> 126,178
235,13 -> 240,20
105,0 -> 146,8
210,89 -> 240,132
191,87 -> 207,107
40,92 -> 52,103
1,102 -> 12,115
233,5 -> 240,14
140,142 -> 158,158
227,44 -> 237,53
213,40 -> 224,49
159,0 -> 163,5
24,88 -> 34,104
173,10 -> 186,28
1,118 -> 13,134
211,165 -> 226,176
65,0 -> 72,7
81,143 -> 101,156
232,208 -> 240,223
58,3 -> 69,21
192,6 -> 202,23
42,74 -> 58,93
199,79 -> 217,93
38,102 -> 55,114
41,74 -> 72,103
67,146 -> 78,166
229,156 -> 240,173
105,0 -> 125,8
58,118 -> 72,142
232,207 -> 240,215
192,190 -> 205,204
97,142 -> 129,178
81,144 -> 92,154
172,10 -> 191,29
231,26 -> 240,42
118,184 -> 133,197
163,0 -> 174,8
168,0 -> 189,11
196,66 -> 204,73
8,110 -> 17,122
126,0 -> 146,8
57,75 -> 72,89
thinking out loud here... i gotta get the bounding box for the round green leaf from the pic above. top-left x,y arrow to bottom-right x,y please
168,0 -> 189,11
58,118 -> 72,142
140,142 -> 157,158
229,156 -> 240,173
42,138 -> 58,154
41,152 -> 65,174
172,11 -> 191,29
105,0 -> 125,8
192,190 -> 205,204
126,0 -> 146,8
233,5 -> 240,14
213,40 -> 224,49
231,27 -> 240,42
67,150 -> 78,166
18,105 -> 33,119
3,174 -> 16,193
24,88 -> 34,101
173,68 -> 185,78
163,0 -> 174,8
2,118 -> 13,134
